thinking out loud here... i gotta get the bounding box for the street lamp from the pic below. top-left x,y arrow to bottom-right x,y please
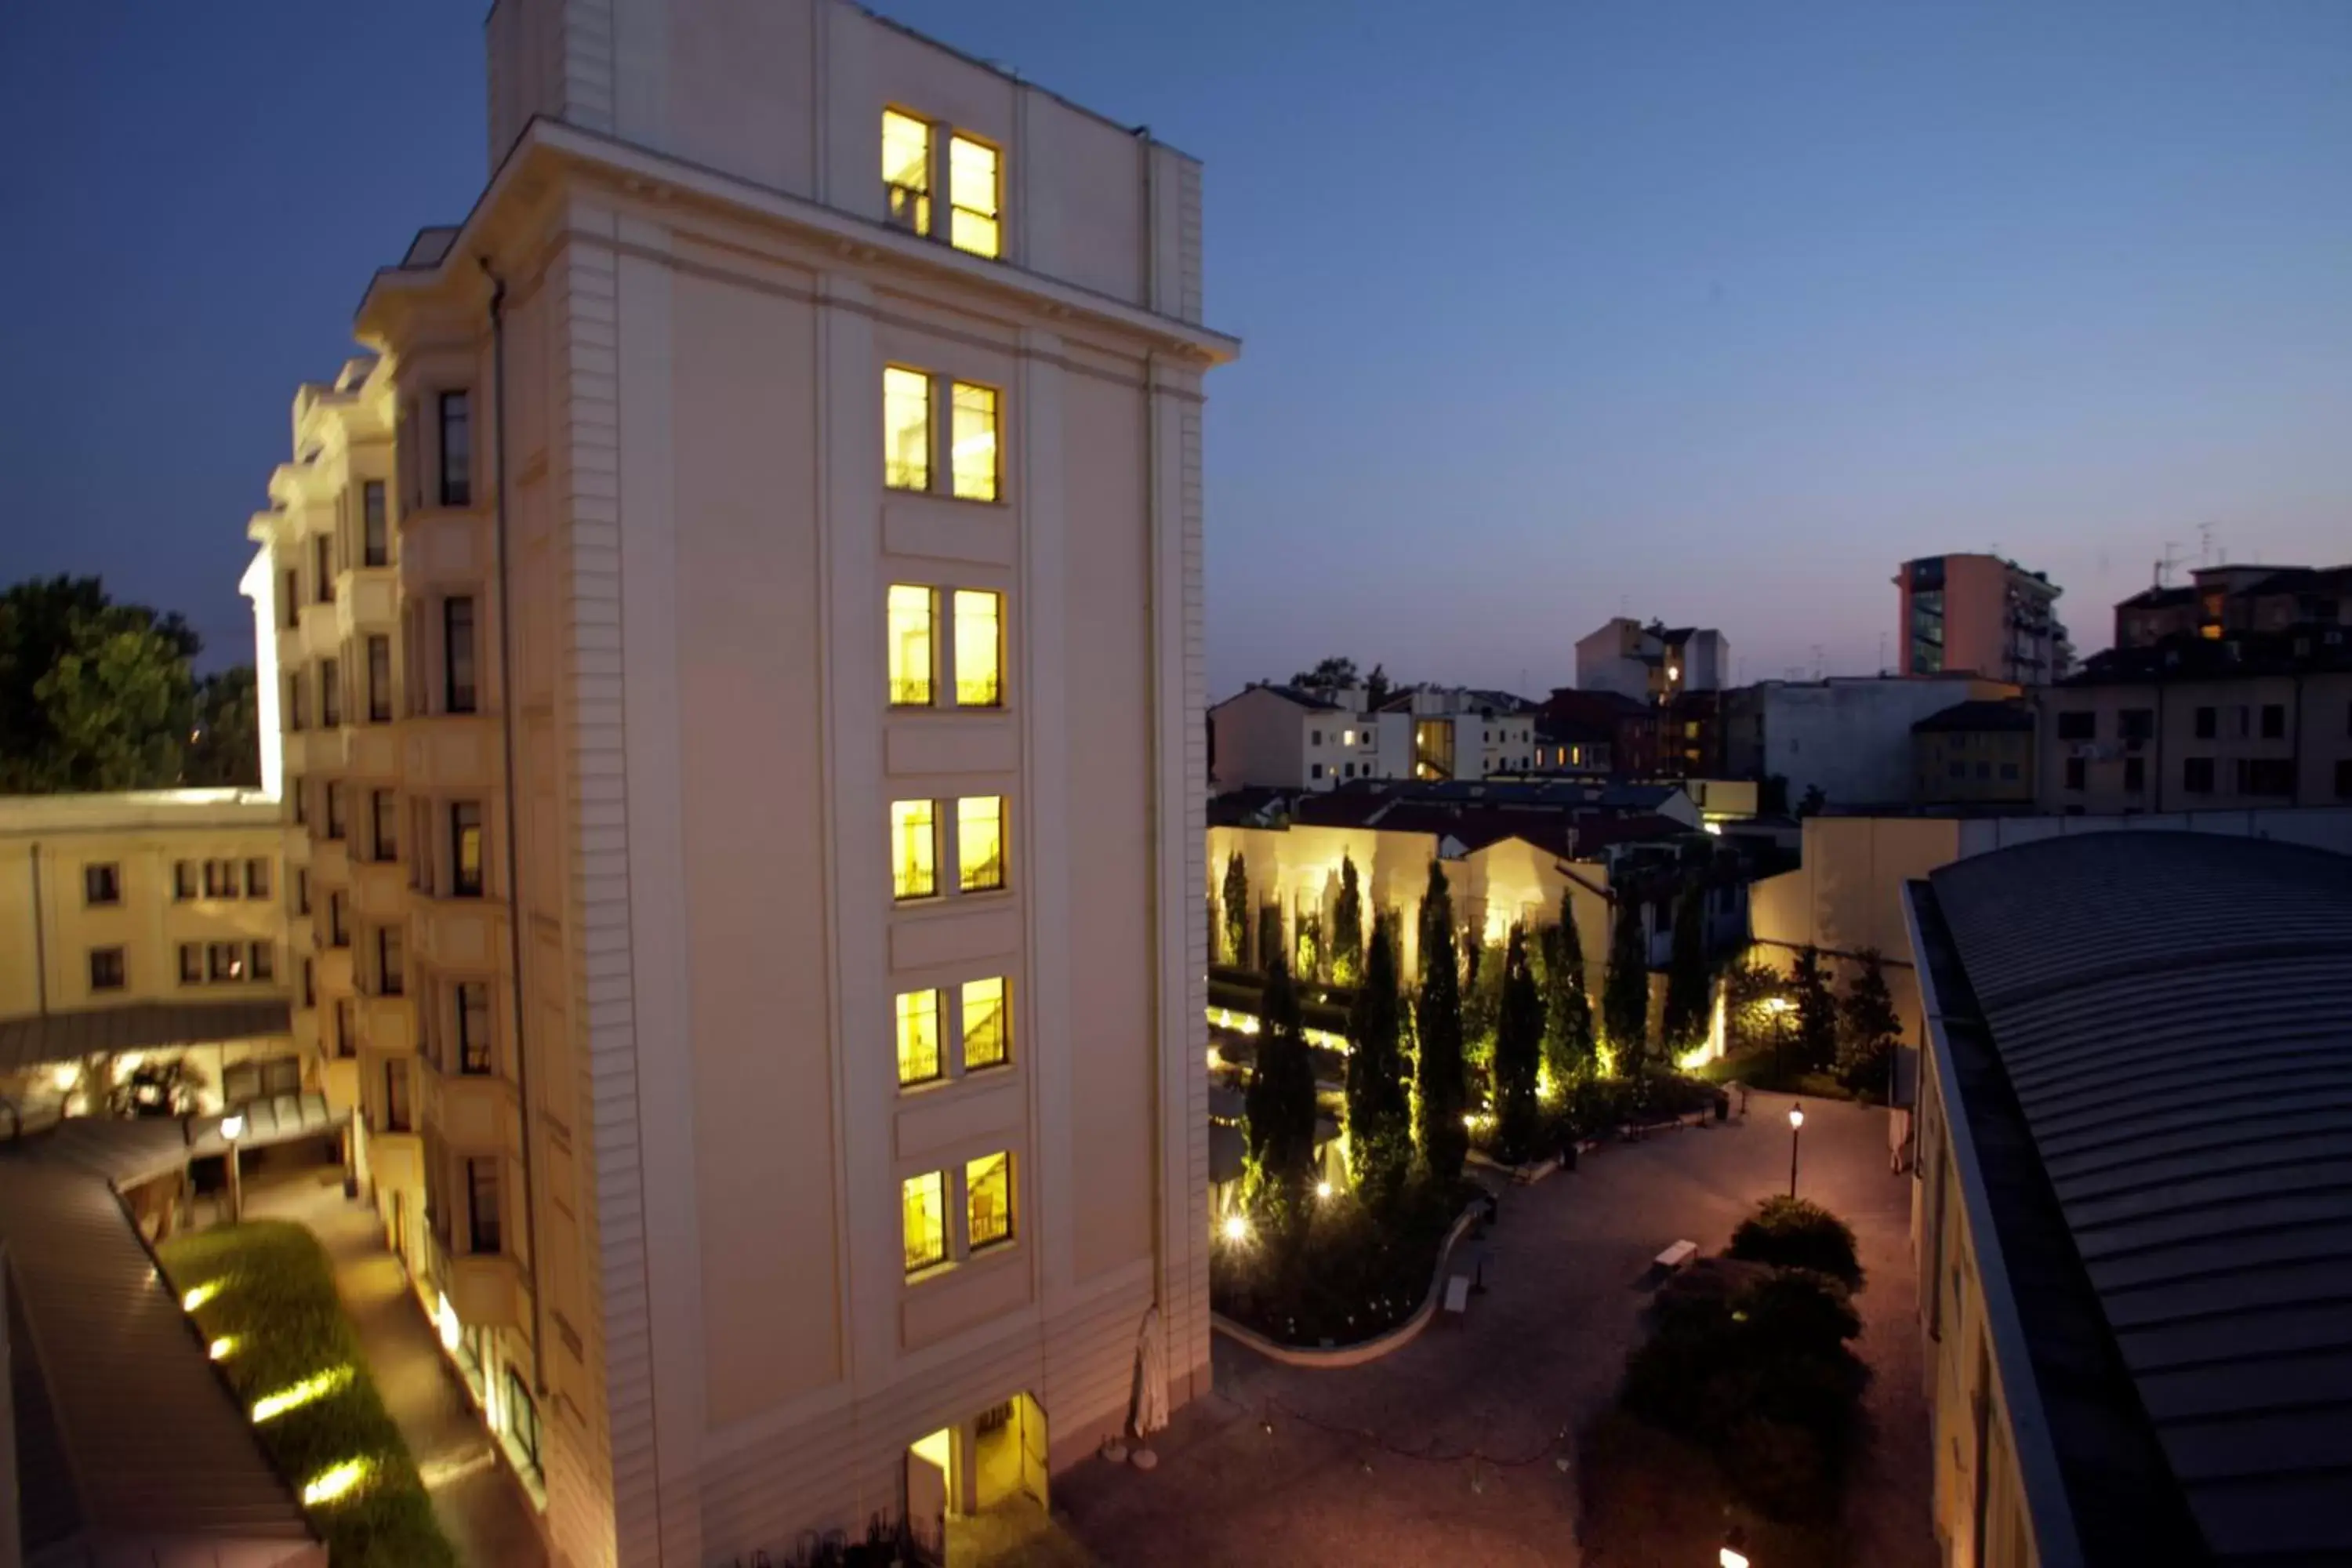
1787,1102 -> 1805,1199
221,1110 -> 247,1223
1722,1523 -> 1751,1567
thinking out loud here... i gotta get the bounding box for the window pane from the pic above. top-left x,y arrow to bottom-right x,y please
320,657 -> 342,727
902,1171 -> 946,1273
949,136 -> 1000,258
895,989 -> 942,1086
950,382 -> 997,502
440,391 -> 473,506
459,982 -> 493,1075
362,481 -> 389,567
957,796 -> 1004,891
882,110 -> 932,234
891,800 -> 935,900
180,945 -> 203,985
966,1152 -> 1012,1250
961,977 -> 1008,1070
452,803 -> 485,896
445,597 -> 479,713
953,590 -> 1000,706
887,585 -> 934,706
368,634 -> 393,722
884,367 -> 931,492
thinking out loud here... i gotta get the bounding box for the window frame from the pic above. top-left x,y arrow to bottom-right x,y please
891,799 -> 938,902
445,597 -> 479,713
956,794 -> 1007,893
451,802 -> 485,898
464,1156 -> 502,1254
887,584 -> 936,707
947,132 -> 1003,259
882,365 -> 933,493
89,946 -> 125,993
83,862 -> 121,907
457,981 -> 495,1076
361,480 -> 390,567
438,390 -> 474,507
366,633 -> 394,723
951,588 -> 1003,708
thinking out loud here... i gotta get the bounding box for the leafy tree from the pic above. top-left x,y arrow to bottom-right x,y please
1602,890 -> 1653,1077
0,575 -> 204,793
107,1056 -> 208,1119
1723,960 -> 1789,1060
1258,903 -> 1284,982
1493,924 -> 1543,1160
1330,855 -> 1364,987
1363,662 -> 1392,710
1796,782 -> 1828,818
1792,946 -> 1838,1074
1344,919 -> 1412,1211
186,664 -> 260,787
1540,888 -> 1597,1091
1461,936 -> 1505,1072
1244,956 -> 1321,1229
1659,882 -> 1711,1058
1730,1196 -> 1864,1290
1836,948 -> 1901,1099
1413,860 -> 1468,1185
1221,853 -> 1249,966
1288,655 -> 1359,693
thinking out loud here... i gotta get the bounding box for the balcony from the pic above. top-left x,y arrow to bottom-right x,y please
344,724 -> 401,780
440,1243 -> 525,1330
423,1064 -> 514,1149
310,837 -> 350,885
397,510 -> 488,594
366,1127 -> 423,1192
350,855 -> 406,919
361,993 -> 414,1055
402,713 -> 499,792
319,1054 -> 360,1116
297,601 -> 341,661
412,893 -> 506,971
333,567 -> 401,638
315,946 -> 355,1000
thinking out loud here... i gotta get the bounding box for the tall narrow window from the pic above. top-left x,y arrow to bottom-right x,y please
319,657 -> 342,728
314,534 -> 336,603
378,926 -> 405,997
962,977 -> 1009,1070
325,781 -> 348,841
174,861 -> 198,900
296,868 -> 311,916
883,367 -> 931,492
881,109 -> 932,234
949,134 -> 1001,257
335,997 -> 356,1057
445,597 -> 478,713
439,391 -> 473,506
361,481 -> 389,567
953,590 -> 1001,706
383,1060 -> 412,1133
366,634 -> 393,722
89,947 -> 125,992
891,800 -> 936,900
205,859 -> 235,898
957,796 -> 1005,892
329,892 -> 350,948
949,381 -> 999,502
887,585 -> 935,706
245,858 -> 272,898
896,989 -> 943,1087
465,1157 -> 501,1253
452,803 -> 485,896
966,1152 -> 1013,1250
249,942 -> 275,982
180,945 -> 203,985
83,863 -> 121,906
458,981 -> 493,1075
285,671 -> 307,731
282,567 -> 300,627
902,1171 -> 947,1274
302,957 -> 316,1010
372,789 -> 398,861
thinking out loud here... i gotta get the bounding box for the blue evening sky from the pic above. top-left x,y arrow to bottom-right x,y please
4,2 -> 2347,693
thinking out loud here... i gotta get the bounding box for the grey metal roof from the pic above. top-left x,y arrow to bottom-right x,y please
1926,833 -> 2352,1565
23,1093 -> 344,1189
0,998 -> 293,1073
0,1156 -> 320,1562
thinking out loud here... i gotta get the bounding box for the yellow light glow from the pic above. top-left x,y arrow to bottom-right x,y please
1789,1106 -> 1805,1130
886,583 -> 934,706
948,134 -> 1000,257
1721,1550 -> 1750,1568
966,1151 -> 1013,1250
881,110 -> 932,234
48,1065 -> 78,1093
956,795 -> 1005,892
891,799 -> 936,900
209,1336 -> 238,1361
950,381 -> 999,501
883,366 -> 931,492
435,1292 -> 462,1352
253,1365 -> 354,1423
303,1458 -> 370,1507
952,589 -> 1002,706
896,989 -> 943,1087
1315,1180 -> 1333,1200
961,976 -> 1009,1070
1222,1214 -> 1249,1243
1763,996 -> 1793,1014
903,1171 -> 948,1274
182,1281 -> 223,1312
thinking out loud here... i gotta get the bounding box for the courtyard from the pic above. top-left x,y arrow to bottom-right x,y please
1050,1092 -> 1936,1567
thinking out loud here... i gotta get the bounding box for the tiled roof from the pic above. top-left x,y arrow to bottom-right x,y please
1213,683 -> 1343,713
1921,833 -> 2352,1565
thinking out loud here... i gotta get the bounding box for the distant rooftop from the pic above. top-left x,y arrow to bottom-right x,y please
1912,699 -> 2035,735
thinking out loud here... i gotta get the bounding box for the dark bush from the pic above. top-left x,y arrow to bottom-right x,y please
1210,1177 -> 1476,1346
1729,1195 -> 1864,1289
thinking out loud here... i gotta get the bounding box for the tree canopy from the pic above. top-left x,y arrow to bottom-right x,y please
1540,887 -> 1597,1090
1330,854 -> 1364,987
1602,891 -> 1652,1076
1493,923 -> 1543,1160
1244,954 -> 1320,1228
1414,860 -> 1468,1185
1660,882 -> 1711,1057
1344,917 -> 1412,1210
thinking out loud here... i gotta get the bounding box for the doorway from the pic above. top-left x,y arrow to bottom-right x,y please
904,1392 -> 1051,1566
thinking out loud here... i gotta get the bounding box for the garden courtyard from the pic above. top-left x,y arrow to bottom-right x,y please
1046,1092 -> 1936,1568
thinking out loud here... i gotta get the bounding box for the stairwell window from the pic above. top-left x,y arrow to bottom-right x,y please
953,590 -> 1001,706
902,1171 -> 947,1275
896,989 -> 943,1087
887,585 -> 935,706
439,391 -> 473,506
962,977 -> 1009,1070
949,135 -> 1000,257
966,1152 -> 1013,1250
950,382 -> 998,501
884,367 -> 931,492
882,110 -> 933,234
957,796 -> 1005,892
891,800 -> 937,901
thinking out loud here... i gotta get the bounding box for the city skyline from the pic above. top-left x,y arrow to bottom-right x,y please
4,0 -> 2347,696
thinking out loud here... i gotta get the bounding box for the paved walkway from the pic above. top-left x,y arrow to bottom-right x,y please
245,1164 -> 547,1568
1051,1092 -> 1938,1567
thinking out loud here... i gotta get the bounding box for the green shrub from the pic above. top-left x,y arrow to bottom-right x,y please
1210,1176 -> 1476,1346
157,1221 -> 459,1568
1729,1196 -> 1864,1289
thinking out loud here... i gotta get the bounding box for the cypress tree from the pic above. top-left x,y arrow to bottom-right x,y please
1541,887 -> 1597,1091
1414,861 -> 1468,1185
1331,854 -> 1364,987
1494,922 -> 1543,1160
1793,944 -> 1838,1074
1837,947 -> 1902,1098
1258,902 -> 1283,982
1221,853 -> 1249,967
1244,955 -> 1319,1225
1660,882 -> 1711,1058
1602,889 -> 1653,1078
1345,918 -> 1412,1210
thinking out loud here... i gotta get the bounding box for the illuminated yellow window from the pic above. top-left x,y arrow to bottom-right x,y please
902,1171 -> 947,1274
956,796 -> 1004,892
949,382 -> 998,502
961,977 -> 1008,1070
896,989 -> 942,1086
884,366 -> 931,492
891,800 -> 936,900
952,590 -> 1001,706
949,135 -> 1000,257
966,1152 -> 1012,1250
887,585 -> 935,706
882,110 -> 931,234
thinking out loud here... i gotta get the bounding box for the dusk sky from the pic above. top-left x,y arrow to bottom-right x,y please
4,2 -> 2347,695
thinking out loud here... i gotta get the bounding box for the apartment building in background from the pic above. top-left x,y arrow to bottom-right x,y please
1911,699 -> 2035,806
245,2 -> 1236,1561
1896,554 -> 2071,684
1209,683 -> 1533,791
2114,562 -> 2352,649
1576,617 -> 1727,705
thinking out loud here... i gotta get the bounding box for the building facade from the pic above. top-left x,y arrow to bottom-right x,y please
1911,699 -> 2034,806
1575,618 -> 1727,704
1895,554 -> 2070,684
2036,663 -> 2352,815
248,2 -> 1236,1561
1750,675 -> 2015,811
1207,684 -> 1376,791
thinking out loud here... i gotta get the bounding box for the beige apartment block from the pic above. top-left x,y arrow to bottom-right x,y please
245,2 -> 1236,1562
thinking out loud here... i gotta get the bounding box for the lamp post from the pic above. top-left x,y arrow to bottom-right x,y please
222,1111 -> 247,1223
1787,1102 -> 1804,1200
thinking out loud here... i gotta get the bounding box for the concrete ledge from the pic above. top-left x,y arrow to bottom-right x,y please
1210,1201 -> 1484,1369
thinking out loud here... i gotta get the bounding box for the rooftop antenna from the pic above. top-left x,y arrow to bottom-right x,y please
2155,541 -> 2183,587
